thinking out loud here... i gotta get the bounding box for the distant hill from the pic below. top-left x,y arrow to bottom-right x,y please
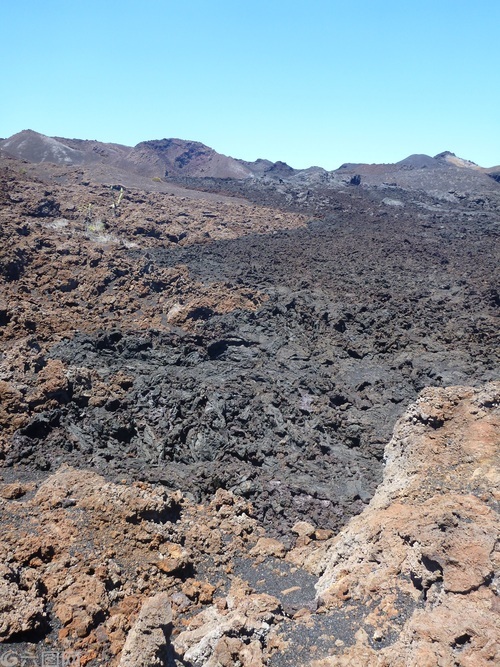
0,130 -> 296,180
336,150 -> 500,192
1,130 -> 498,192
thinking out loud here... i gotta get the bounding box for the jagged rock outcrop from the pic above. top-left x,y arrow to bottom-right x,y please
0,563 -> 46,640
300,383 -> 500,667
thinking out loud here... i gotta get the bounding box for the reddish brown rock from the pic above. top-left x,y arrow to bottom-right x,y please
0,482 -> 26,499
156,543 -> 192,575
249,537 -> 287,559
292,521 -> 316,538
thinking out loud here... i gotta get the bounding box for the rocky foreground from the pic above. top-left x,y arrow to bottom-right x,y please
0,383 -> 498,666
0,137 -> 499,665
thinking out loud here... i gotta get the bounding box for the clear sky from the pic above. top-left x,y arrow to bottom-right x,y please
2,1 -> 499,170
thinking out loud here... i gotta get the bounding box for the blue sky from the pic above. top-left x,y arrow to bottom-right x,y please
2,1 -> 499,169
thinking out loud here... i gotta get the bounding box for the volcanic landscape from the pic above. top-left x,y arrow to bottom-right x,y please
0,131 -> 498,666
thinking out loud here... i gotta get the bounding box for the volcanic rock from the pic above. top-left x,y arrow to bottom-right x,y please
118,593 -> 172,667
174,579 -> 283,667
300,383 -> 500,666
0,132 -> 498,666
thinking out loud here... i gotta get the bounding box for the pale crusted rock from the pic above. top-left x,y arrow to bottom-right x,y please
285,539 -> 332,576
174,579 -> 281,666
34,464 -> 174,523
175,604 -> 246,666
118,592 -> 172,667
292,521 -> 316,538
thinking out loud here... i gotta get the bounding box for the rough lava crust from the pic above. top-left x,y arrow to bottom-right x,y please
0,132 -> 498,665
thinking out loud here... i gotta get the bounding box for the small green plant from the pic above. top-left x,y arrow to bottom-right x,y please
79,203 -> 94,224
152,176 -> 162,183
78,203 -> 108,235
110,187 -> 124,216
87,218 -> 107,234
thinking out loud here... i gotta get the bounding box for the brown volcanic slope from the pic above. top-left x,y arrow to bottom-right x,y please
123,139 -> 254,179
0,135 -> 499,666
0,130 -> 298,181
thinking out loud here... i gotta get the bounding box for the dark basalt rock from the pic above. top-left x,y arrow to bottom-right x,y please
8,200 -> 498,536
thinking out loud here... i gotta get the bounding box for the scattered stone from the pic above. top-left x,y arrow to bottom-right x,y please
314,529 -> 334,541
292,521 -> 316,538
156,543 -> 192,575
382,197 -> 404,206
250,537 -> 287,559
0,482 -> 25,499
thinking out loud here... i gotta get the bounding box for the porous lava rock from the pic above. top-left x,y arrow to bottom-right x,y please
0,138 -> 498,666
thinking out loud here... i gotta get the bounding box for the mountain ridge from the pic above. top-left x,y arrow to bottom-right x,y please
0,129 -> 292,181
2,129 -> 499,183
